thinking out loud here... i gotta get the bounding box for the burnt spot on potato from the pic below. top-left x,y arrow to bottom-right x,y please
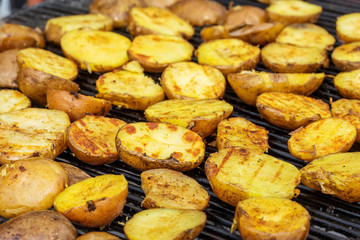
87,200 -> 96,212
125,125 -> 136,134
166,124 -> 177,131
19,166 -> 25,172
146,122 -> 159,130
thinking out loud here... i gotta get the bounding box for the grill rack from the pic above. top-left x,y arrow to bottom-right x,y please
2,0 -> 360,239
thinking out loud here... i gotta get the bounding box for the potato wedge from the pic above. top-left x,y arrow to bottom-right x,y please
205,147 -> 301,206
0,49 -> 20,88
54,174 -> 128,227
0,158 -> 67,218
256,92 -> 331,130
161,62 -> 226,100
336,13 -> 360,43
261,42 -> 329,73
196,38 -> 260,75
288,117 -> 357,162
128,34 -> 193,72
45,14 -> 113,45
333,69 -> 360,99
144,99 -> 233,138
77,232 -> 121,240
67,115 -> 126,165
116,122 -> 205,171
216,117 -> 269,153
128,7 -> 194,39
300,152 -> 360,203
57,162 -> 91,186
124,208 -> 206,240
141,168 -> 209,210
232,197 -> 310,240
0,89 -> 30,113
332,42 -> 360,72
266,1 -> 322,25
96,69 -> 164,110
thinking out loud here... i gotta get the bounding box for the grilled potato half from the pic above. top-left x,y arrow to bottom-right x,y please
0,108 -> 70,164
205,147 -> 301,206
141,168 -> 210,210
0,49 -> 20,88
261,42 -> 329,73
232,197 -> 310,240
333,69 -> 360,99
57,162 -> 91,186
256,92 -> 331,130
54,174 -> 128,228
332,41 -> 360,72
145,99 -> 233,138
61,30 -> 131,73
300,152 -> 360,203
161,62 -> 226,100
45,14 -> 113,45
217,117 -> 269,153
77,232 -> 121,240
196,38 -> 260,75
228,71 -> 325,106
67,115 -> 126,165
0,89 -> 30,113
128,34 -> 193,72
288,117 -> 357,162
124,208 -> 206,240
128,7 -> 194,39
116,122 -> 205,171
336,13 -> 360,43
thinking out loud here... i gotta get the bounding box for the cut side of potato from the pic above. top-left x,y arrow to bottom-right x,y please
196,38 -> 260,75
116,122 -> 205,171
96,69 -> 165,110
256,92 -> 331,130
143,0 -> 181,8
0,49 -> 20,88
128,7 -> 194,39
128,34 -> 194,72
232,197 -> 310,240
61,30 -> 131,73
161,62 -> 226,100
336,13 -> 360,43
332,42 -> 360,72
288,117 -> 357,162
228,71 -> 325,106
67,115 -> 126,165
333,69 -> 360,99
217,117 -> 269,153
54,174 -> 128,227
0,89 -> 30,113
261,42 -> 329,73
141,168 -> 209,210
205,147 -> 301,206
145,99 -> 233,138
124,208 -> 206,240
77,231 -> 121,240
57,162 -> 91,186
300,152 -> 360,203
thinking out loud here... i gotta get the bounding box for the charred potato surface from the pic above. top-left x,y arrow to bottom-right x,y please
332,41 -> 360,72
0,89 -> 30,113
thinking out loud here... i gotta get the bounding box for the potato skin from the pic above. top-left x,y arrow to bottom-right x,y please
57,162 -> 91,186
77,232 -> 121,240
0,49 -> 20,88
332,42 -> 360,72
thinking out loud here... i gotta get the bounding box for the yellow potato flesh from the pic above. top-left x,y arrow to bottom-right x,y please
337,13 -> 360,42
334,69 -> 360,99
332,42 -> 360,62
267,1 -> 321,17
0,89 -> 30,113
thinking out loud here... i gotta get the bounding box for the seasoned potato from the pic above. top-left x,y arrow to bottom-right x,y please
300,152 -> 360,203
57,162 -> 91,186
128,34 -> 193,72
124,208 -> 206,240
169,0 -> 226,26
45,14 -> 113,45
47,89 -> 112,122
288,117 -> 357,162
0,210 -> 77,240
232,197 -> 310,240
223,5 -> 267,31
261,42 -> 329,73
276,23 -> 335,51
128,7 -> 194,39
143,0 -> 181,8
0,89 -> 30,113
0,49 -> 20,88
17,48 -> 79,106
196,39 -> 260,75
145,99 -> 233,138
0,158 -> 67,218
96,69 -> 165,110
228,71 -> 325,106
77,232 -> 121,240
141,168 -> 209,210
89,0 -> 145,28
217,117 -> 269,153
0,23 -> 45,51
333,69 -> 360,99
256,92 -> 331,130
54,174 -> 128,227
336,13 -> 360,43
161,62 -> 226,100
266,1 -> 322,25
67,115 -> 126,165
205,148 -> 300,206
332,42 -> 360,72
61,30 -> 131,73
116,122 -> 205,171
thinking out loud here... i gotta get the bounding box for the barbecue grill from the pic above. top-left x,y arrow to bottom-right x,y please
1,0 -> 360,239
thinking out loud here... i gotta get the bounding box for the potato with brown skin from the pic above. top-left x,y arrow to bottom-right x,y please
223,5 -> 267,31
0,210 -> 77,240
333,69 -> 360,99
57,162 -> 91,186
77,232 -> 121,240
0,49 -> 20,88
144,0 -> 181,8
332,42 -> 360,72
